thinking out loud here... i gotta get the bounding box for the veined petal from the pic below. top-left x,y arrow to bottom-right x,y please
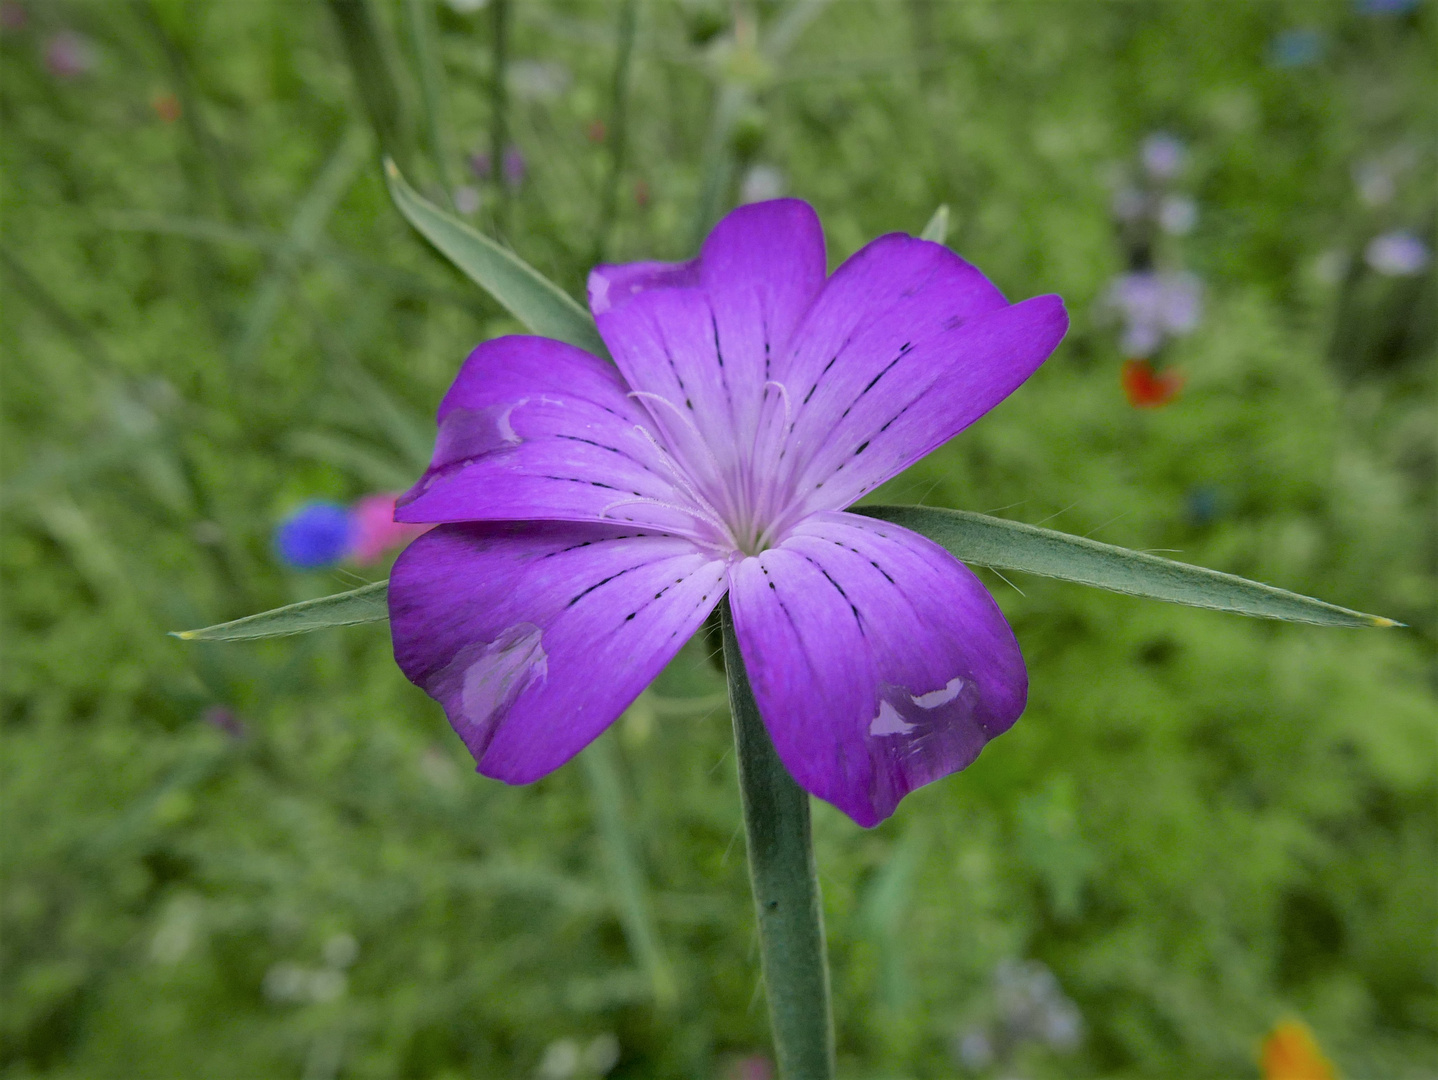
727,511 -> 1026,827
758,234 -> 1064,515
785,295 -> 1068,514
592,201 -> 827,476
396,335 -> 710,539
390,522 -> 728,782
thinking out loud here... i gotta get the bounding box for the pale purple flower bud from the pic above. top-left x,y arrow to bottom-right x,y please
1365,230 -> 1431,277
1141,132 -> 1186,181
1,2 -> 27,31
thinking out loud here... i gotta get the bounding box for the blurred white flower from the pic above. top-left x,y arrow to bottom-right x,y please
509,60 -> 572,101
537,1038 -> 581,1079
1311,249 -> 1349,285
1365,230 -> 1431,276
446,0 -> 488,10
308,968 -> 347,1003
1158,193 -> 1198,235
582,1033 -> 621,1074
1352,159 -> 1397,207
1110,185 -> 1148,223
739,164 -> 785,204
149,894 -> 202,965
454,185 -> 481,215
323,932 -> 359,969
263,961 -> 310,1003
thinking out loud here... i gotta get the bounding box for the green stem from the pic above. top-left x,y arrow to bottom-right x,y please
719,599 -> 835,1079
592,0 -> 639,265
488,0 -> 511,235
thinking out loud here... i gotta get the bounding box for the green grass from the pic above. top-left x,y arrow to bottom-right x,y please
2,1 -> 1434,1077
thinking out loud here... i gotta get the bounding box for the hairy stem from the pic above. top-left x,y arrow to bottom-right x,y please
720,598 -> 835,1079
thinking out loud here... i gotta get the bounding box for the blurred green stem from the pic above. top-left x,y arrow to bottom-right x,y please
403,0 -> 455,208
592,0 -> 640,264
720,599 -> 835,1079
326,0 -> 412,173
488,0 -> 511,235
578,733 -> 678,1010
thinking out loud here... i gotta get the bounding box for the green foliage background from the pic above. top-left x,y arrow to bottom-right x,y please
2,1 -> 1434,1077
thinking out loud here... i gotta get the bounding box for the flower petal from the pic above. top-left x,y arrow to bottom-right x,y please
390,521 -> 728,782
396,335 -> 711,539
592,201 -> 827,479
727,511 -> 1026,827
764,234 -> 1066,514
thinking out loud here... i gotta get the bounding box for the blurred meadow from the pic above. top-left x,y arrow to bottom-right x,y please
2,0 -> 1435,1077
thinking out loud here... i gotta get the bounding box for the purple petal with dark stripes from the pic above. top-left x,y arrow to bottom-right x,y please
390,521 -> 728,782
727,511 -> 1026,827
761,233 -> 1067,516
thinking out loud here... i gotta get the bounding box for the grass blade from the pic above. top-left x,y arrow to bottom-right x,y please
174,581 -> 389,641
856,505 -> 1400,628
384,159 -> 609,357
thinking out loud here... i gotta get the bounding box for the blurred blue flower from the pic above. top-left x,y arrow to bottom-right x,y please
1186,486 -> 1225,525
1269,28 -> 1326,68
1356,0 -> 1419,13
273,501 -> 355,569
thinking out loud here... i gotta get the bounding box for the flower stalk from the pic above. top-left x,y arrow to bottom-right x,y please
720,598 -> 835,1079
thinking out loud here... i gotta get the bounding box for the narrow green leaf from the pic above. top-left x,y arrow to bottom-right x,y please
383,159 -> 609,358
173,581 -> 389,641
857,505 -> 1400,628
919,204 -> 949,244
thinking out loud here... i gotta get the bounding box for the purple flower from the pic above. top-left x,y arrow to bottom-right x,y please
273,501 -> 355,569
387,201 -> 1067,826
1364,230 -> 1431,277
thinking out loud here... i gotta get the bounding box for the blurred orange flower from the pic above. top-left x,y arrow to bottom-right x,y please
1261,1020 -> 1337,1080
1121,358 -> 1183,408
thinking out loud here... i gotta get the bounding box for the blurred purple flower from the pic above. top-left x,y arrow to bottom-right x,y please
1,2 -> 26,31
273,501 -> 354,569
469,145 -> 526,189
1269,28 -> 1326,68
201,705 -> 247,739
386,200 -> 1069,827
502,145 -> 526,188
44,30 -> 95,79
1140,132 -> 1186,181
1103,270 -> 1203,356
1365,230 -> 1431,277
